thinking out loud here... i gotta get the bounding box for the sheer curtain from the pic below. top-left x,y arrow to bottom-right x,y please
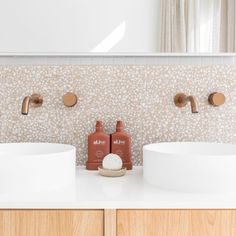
220,0 -> 236,52
157,0 -> 236,53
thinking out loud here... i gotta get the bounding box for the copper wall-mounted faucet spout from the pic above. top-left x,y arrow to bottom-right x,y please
21,94 -> 43,115
174,93 -> 198,113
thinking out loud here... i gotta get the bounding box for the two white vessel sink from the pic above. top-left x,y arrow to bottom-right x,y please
0,143 -> 76,193
1,141 -> 235,194
143,142 -> 236,193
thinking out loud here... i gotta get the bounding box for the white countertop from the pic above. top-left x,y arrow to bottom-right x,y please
1,166 -> 236,209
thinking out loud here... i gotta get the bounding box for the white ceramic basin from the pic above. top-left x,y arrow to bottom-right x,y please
143,142 -> 236,193
0,143 -> 76,193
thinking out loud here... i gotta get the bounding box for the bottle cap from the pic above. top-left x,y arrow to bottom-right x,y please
96,121 -> 103,131
116,120 -> 124,132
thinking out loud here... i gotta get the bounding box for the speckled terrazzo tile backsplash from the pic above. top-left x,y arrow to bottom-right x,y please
0,65 -> 236,165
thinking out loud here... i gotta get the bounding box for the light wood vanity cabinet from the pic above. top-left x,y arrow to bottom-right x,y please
117,210 -> 236,236
0,210 -> 103,236
1,209 -> 236,236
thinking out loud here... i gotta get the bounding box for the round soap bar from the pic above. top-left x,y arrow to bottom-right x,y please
102,153 -> 123,170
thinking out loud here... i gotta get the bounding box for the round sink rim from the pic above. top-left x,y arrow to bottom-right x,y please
143,142 -> 236,157
0,142 -> 76,157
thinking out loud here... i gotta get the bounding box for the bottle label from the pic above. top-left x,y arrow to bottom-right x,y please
95,150 -> 104,160
113,139 -> 125,145
93,139 -> 105,145
115,149 -> 123,158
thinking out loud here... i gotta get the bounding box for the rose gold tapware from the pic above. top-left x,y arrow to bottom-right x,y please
208,92 -> 225,106
21,94 -> 43,115
63,92 -> 78,107
174,93 -> 198,113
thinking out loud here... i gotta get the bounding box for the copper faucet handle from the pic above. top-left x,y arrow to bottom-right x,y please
63,92 -> 78,107
208,92 -> 225,106
30,94 -> 43,107
174,93 -> 188,107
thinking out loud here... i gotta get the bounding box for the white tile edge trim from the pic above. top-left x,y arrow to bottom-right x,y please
0,53 -> 236,56
0,56 -> 235,65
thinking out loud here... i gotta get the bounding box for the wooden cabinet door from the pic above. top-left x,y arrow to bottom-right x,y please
0,210 -> 103,236
117,210 -> 236,236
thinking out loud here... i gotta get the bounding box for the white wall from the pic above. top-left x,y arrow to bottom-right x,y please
0,0 -> 158,54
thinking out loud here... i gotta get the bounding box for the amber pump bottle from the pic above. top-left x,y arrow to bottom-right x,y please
86,121 -> 110,170
111,121 -> 132,170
